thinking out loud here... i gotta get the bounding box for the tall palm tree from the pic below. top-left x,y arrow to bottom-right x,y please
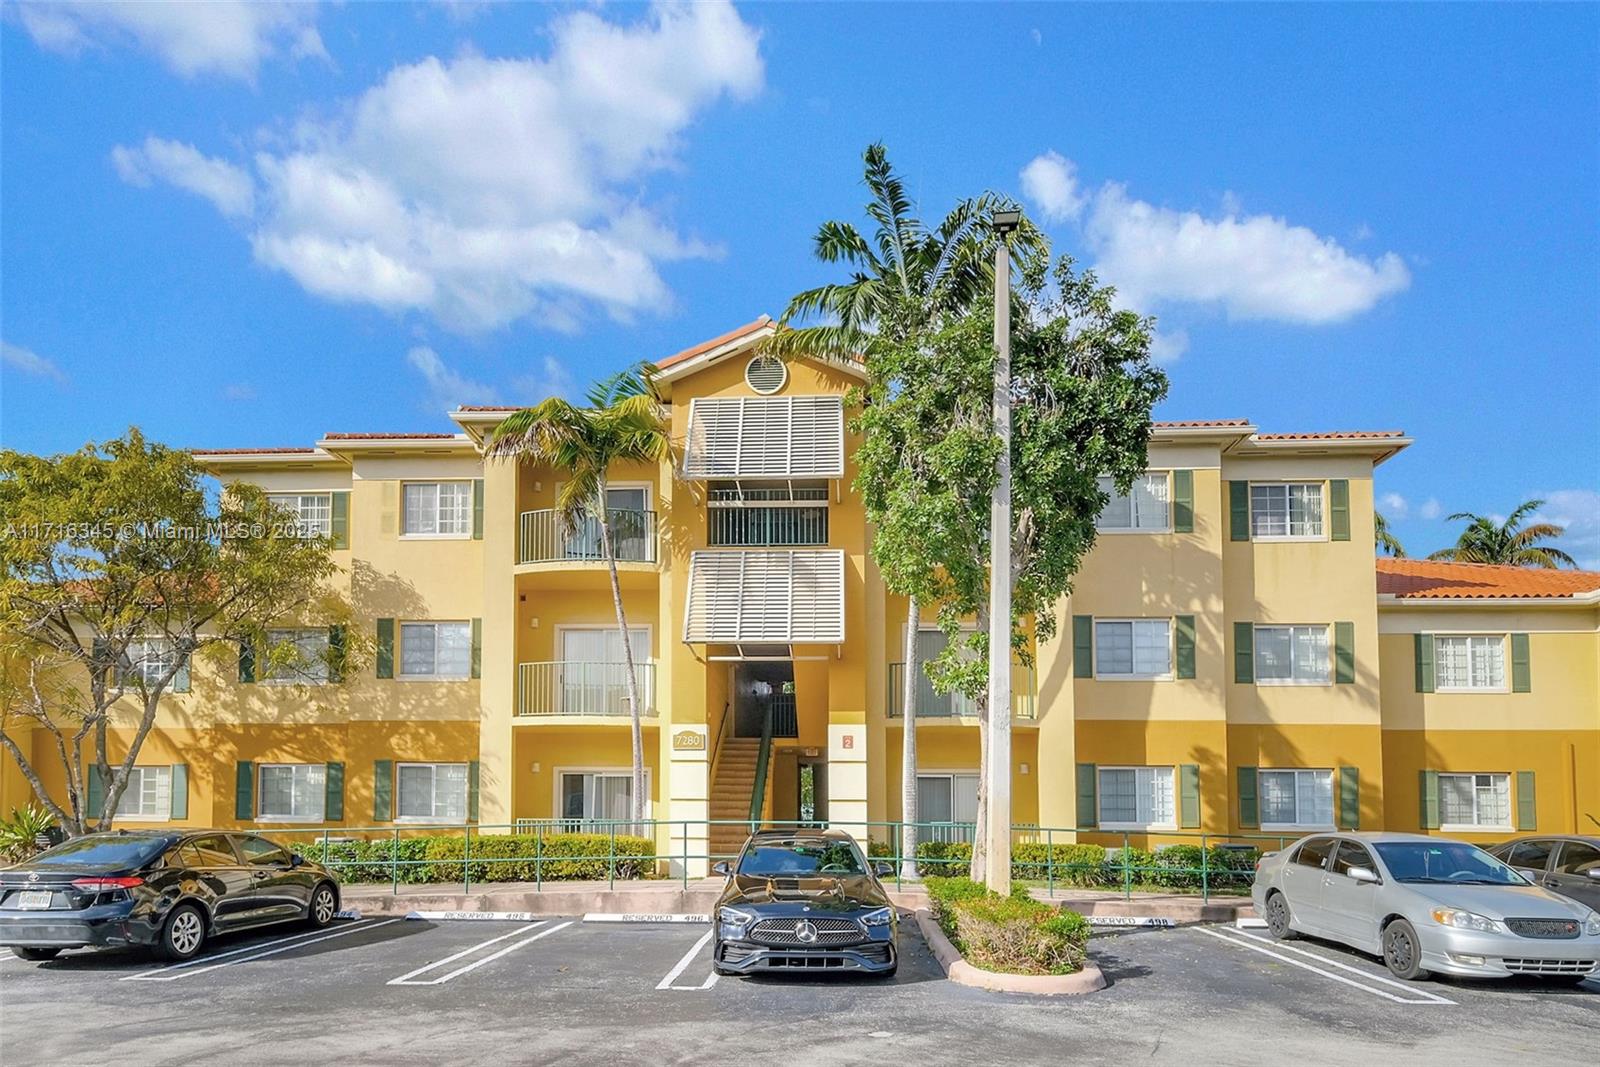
1428,499 -> 1576,568
1375,511 -> 1406,557
769,142 -> 1042,880
487,365 -> 667,823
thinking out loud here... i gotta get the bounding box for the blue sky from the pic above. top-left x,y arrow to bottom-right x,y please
2,2 -> 1597,565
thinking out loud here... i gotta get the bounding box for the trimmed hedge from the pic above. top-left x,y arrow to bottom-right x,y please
908,841 -> 1258,890
314,833 -> 655,884
925,876 -> 1090,976
316,837 -> 436,884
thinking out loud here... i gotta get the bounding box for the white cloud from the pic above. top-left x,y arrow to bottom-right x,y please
1418,498 -> 1443,521
1149,328 -> 1189,365
14,1 -> 325,81
1531,489 -> 1600,570
1,340 -> 68,384
121,2 -> 762,333
512,355 -> 578,403
222,383 -> 257,402
1380,491 -> 1409,519
112,138 -> 256,219
1019,151 -> 1086,223
406,346 -> 499,409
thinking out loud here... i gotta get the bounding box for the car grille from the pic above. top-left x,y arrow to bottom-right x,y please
1506,918 -> 1582,940
749,917 -> 863,947
1502,958 -> 1596,975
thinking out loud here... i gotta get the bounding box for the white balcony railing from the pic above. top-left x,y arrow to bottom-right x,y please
516,661 -> 656,718
518,509 -> 656,566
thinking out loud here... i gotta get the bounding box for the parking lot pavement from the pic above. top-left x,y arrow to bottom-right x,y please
1,916 -> 1594,1065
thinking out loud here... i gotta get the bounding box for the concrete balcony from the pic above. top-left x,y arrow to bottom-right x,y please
515,660 -> 657,719
517,508 -> 657,567
887,662 -> 1037,721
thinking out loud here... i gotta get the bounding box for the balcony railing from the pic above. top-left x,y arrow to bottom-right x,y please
708,505 -> 828,546
887,662 -> 1037,720
519,508 -> 656,566
516,661 -> 656,718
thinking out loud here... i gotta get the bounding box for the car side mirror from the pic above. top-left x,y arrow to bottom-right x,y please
711,861 -> 731,877
874,861 -> 894,877
289,853 -> 305,868
1587,869 -> 1600,881
1347,866 -> 1378,884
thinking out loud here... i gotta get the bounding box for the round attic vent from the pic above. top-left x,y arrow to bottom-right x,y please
745,354 -> 787,395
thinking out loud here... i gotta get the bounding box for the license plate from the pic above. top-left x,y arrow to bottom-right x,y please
15,890 -> 53,910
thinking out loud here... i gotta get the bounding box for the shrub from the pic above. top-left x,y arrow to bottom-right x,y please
1146,845 -> 1260,891
0,805 -> 59,864
424,832 -> 655,882
913,840 -> 1108,885
916,840 -> 972,877
924,875 -> 1089,976
315,837 -> 437,884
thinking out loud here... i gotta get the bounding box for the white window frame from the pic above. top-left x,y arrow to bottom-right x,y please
1434,634 -> 1509,693
1258,768 -> 1337,832
1093,618 -> 1174,681
1438,772 -> 1514,833
267,492 -> 333,538
1249,482 -> 1326,541
119,637 -> 179,688
115,766 -> 173,821
1096,765 -> 1177,832
394,762 -> 471,824
552,766 -> 653,827
1095,472 -> 1172,534
260,628 -> 332,686
401,481 -> 474,539
256,763 -> 327,823
398,621 -> 473,681
1253,624 -> 1332,686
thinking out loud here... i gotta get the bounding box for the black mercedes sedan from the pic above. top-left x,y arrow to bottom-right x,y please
711,827 -> 898,976
0,829 -> 341,962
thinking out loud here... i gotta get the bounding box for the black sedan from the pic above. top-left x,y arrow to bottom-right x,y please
0,829 -> 341,962
1489,835 -> 1600,912
711,827 -> 898,976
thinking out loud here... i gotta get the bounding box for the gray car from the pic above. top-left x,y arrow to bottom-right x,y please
1252,832 -> 1600,984
1487,836 -> 1600,913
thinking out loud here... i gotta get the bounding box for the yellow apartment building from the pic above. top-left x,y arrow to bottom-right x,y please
4,316 -> 1597,871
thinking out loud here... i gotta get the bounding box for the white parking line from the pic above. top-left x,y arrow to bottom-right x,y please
124,919 -> 402,982
387,921 -> 571,986
1194,927 -> 1455,1005
656,928 -> 719,991
1225,927 -> 1459,1002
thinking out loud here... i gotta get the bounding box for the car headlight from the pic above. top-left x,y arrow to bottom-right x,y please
1430,907 -> 1499,933
1584,912 -> 1600,937
859,907 -> 893,928
718,907 -> 755,930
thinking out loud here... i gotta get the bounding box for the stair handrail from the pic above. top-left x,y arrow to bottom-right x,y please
709,699 -> 733,780
747,701 -> 774,826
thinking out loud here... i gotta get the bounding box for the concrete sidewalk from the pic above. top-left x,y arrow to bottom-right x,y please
339,879 -> 1254,923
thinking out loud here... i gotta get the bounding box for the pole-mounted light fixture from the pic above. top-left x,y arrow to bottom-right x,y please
991,208 -> 1022,233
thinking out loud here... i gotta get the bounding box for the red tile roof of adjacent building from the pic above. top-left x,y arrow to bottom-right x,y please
1257,430 -> 1407,441
656,315 -> 774,369
322,432 -> 460,440
1376,558 -> 1600,600
1152,419 -> 1253,429
191,447 -> 318,455
455,406 -> 522,412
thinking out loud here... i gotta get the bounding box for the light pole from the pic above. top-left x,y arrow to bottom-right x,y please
984,208 -> 1019,893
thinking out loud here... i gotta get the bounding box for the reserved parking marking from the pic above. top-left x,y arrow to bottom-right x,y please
124,919 -> 402,982
1194,927 -> 1455,1005
585,913 -> 711,924
387,921 -> 571,986
656,928 -> 719,991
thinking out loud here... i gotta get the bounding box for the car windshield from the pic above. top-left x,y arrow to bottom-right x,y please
24,835 -> 167,870
737,840 -> 867,877
1372,841 -> 1528,886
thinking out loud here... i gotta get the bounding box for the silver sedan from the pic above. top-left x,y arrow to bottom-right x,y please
1252,832 -> 1600,984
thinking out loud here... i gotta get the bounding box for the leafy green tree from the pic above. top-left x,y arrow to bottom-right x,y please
0,429 -> 355,834
486,366 -> 668,822
1428,500 -> 1576,568
1376,511 -> 1406,557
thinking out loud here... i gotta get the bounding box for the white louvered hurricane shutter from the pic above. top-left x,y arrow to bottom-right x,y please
684,549 -> 845,643
683,396 -> 844,479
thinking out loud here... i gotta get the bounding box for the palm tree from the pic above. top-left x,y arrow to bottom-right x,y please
487,365 -> 667,823
769,142 -> 1042,881
1428,499 -> 1576,568
1375,511 -> 1406,557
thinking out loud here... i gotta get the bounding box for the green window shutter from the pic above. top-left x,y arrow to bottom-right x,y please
170,764 -> 189,820
1172,470 -> 1194,533
172,652 -> 191,693
1510,633 -> 1531,693
1414,633 -> 1435,693
1179,764 -> 1201,829
468,760 -> 481,822
376,619 -> 395,679
374,760 -> 394,821
235,761 -> 255,821
1075,763 -> 1098,829
1174,615 -> 1196,679
87,767 -> 106,816
1516,771 -> 1536,831
1237,766 -> 1259,828
330,491 -> 350,550
1419,769 -> 1440,830
1229,480 -> 1250,542
470,618 -> 483,679
1338,767 -> 1360,830
1334,621 -> 1355,684
1329,479 -> 1350,541
238,637 -> 256,684
325,762 -> 344,821
1072,615 -> 1094,679
1233,622 -> 1254,684
328,625 -> 346,684
472,479 -> 485,541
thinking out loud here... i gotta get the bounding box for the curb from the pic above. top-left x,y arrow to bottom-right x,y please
914,909 -> 1107,996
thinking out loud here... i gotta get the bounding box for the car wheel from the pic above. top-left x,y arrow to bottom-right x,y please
1264,892 -> 1296,940
160,903 -> 208,962
308,883 -> 338,928
1381,919 -> 1428,981
13,947 -> 62,962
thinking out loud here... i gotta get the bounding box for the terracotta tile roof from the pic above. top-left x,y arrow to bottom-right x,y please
455,406 -> 522,412
1257,430 -> 1406,441
1152,419 -> 1253,429
191,447 -> 317,455
657,316 -> 774,368
322,432 -> 459,440
1376,559 -> 1600,600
